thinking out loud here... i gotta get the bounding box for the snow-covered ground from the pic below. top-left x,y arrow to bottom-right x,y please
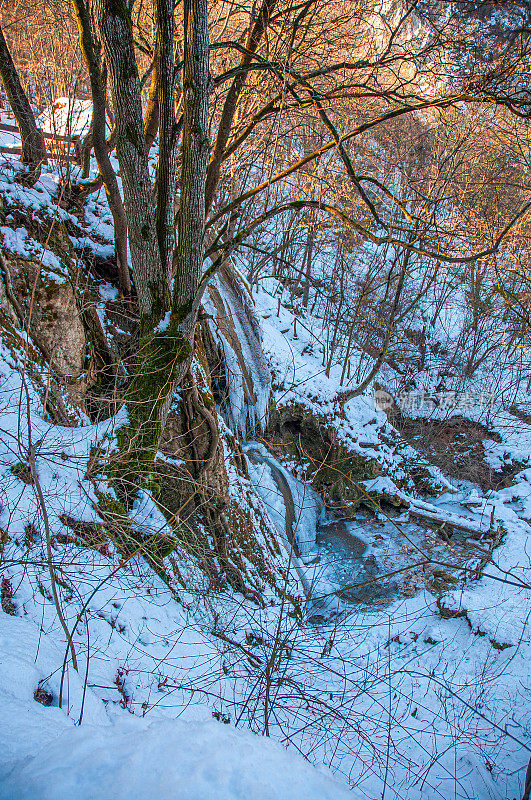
0,134 -> 529,800
245,279 -> 531,798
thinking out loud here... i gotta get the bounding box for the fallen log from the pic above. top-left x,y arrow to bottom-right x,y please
408,506 -> 490,539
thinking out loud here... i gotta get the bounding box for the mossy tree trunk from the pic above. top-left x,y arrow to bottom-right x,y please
93,0 -> 210,495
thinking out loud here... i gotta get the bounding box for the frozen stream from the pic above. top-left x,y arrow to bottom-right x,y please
242,442 -> 479,612
242,443 -> 415,609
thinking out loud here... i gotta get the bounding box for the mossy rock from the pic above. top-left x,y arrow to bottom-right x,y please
266,401 -> 381,516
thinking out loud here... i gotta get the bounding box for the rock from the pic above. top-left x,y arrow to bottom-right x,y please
266,401 -> 381,515
1,577 -> 16,615
33,685 -> 54,706
15,264 -> 86,378
7,257 -> 90,414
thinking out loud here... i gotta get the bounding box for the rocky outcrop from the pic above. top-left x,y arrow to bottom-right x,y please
7,256 -> 90,409
13,262 -> 85,377
266,401 -> 382,517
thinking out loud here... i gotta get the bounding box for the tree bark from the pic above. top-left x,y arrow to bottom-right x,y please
301,218 -> 315,308
0,23 -> 45,179
172,0 -> 210,330
155,0 -> 178,283
71,0 -> 131,295
144,32 -> 161,152
90,0 -> 209,494
94,0 -> 166,321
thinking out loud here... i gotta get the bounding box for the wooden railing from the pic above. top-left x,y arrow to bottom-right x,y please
0,122 -> 82,165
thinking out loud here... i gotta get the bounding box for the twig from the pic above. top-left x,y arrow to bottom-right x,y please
27,439 -> 78,672
211,630 -> 263,665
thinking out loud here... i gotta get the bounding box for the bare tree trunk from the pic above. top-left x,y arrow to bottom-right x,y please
302,217 -> 315,308
156,0 -> 178,283
325,300 -> 344,376
325,244 -> 346,376
80,116 -> 94,179
143,30 -> 161,152
337,247 -> 410,403
94,0 -> 166,322
0,23 -> 45,179
172,0 -> 210,322
340,317 -> 356,385
72,0 -> 130,295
